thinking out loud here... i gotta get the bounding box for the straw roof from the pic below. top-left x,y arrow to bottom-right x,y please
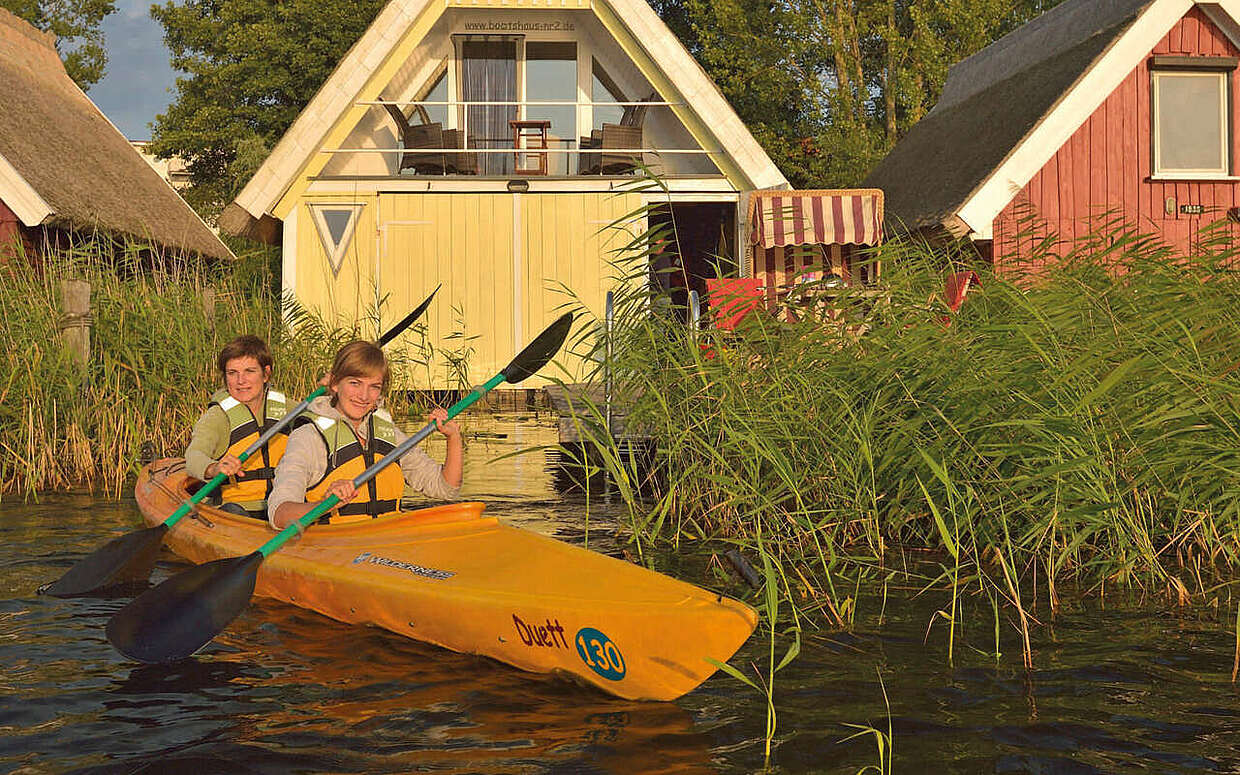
0,8 -> 233,261
863,0 -> 1152,234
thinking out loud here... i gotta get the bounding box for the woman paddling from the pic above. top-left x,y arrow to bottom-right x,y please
268,340 -> 462,529
184,335 -> 289,519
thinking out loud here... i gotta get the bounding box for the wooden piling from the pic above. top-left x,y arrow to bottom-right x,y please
58,278 -> 91,366
201,285 -> 216,328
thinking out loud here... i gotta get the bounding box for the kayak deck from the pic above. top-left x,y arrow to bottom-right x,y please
136,460 -> 758,701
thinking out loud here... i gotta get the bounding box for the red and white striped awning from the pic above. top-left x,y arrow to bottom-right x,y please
749,189 -> 884,248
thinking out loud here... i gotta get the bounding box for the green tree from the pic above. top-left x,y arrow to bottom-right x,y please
1,0 -> 117,87
148,0 -> 386,218
663,0 -> 1068,187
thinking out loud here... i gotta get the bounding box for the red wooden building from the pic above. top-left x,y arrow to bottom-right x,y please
864,0 -> 1240,271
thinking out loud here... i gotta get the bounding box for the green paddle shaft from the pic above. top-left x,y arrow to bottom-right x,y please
164,385 -> 328,528
259,373 -> 505,557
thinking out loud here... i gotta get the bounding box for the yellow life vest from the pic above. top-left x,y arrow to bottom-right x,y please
302,408 -> 404,523
208,388 -> 289,506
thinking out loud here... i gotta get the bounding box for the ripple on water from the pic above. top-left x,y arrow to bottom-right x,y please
4,418 -> 1240,773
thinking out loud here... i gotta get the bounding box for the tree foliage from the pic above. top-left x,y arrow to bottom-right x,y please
665,0 -> 1069,187
151,0 -> 1069,214
148,0 -> 386,218
1,0 -> 116,87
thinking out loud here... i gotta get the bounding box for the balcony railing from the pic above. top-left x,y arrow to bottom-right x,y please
317,99 -> 716,177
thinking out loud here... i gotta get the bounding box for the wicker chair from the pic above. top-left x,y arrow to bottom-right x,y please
579,94 -> 654,175
440,128 -> 479,176
384,103 -> 449,175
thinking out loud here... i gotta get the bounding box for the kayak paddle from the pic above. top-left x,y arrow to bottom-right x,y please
378,284 -> 440,346
38,287 -> 441,598
105,312 -> 573,664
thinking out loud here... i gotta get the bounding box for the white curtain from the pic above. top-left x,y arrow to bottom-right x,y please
461,38 -> 518,176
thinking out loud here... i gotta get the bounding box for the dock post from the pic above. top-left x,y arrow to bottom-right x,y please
59,279 -> 91,367
201,285 -> 216,329
604,289 -> 614,440
689,289 -> 700,344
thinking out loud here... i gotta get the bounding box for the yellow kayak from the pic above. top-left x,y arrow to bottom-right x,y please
135,459 -> 757,701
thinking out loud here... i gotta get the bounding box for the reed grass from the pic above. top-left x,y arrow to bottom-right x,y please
0,235 -> 425,497
561,204 -> 1240,630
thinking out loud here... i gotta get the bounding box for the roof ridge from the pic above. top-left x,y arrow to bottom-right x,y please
0,7 -> 64,75
934,0 -> 1151,113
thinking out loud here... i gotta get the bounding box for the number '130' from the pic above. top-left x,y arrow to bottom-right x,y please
575,627 -> 626,681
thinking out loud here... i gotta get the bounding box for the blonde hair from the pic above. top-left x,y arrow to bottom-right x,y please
328,340 -> 389,390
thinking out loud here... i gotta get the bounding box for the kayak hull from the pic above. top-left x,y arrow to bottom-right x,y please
135,460 -> 757,701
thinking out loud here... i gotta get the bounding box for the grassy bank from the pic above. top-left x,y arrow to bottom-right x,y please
570,216 -> 1240,621
0,239 -> 422,497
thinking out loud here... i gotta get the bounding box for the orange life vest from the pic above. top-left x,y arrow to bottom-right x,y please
301,408 -> 404,523
208,388 -> 289,506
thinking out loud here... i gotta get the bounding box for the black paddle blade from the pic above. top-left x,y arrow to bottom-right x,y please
106,552 -> 263,664
502,312 -> 574,384
38,524 -> 168,598
377,284 -> 440,346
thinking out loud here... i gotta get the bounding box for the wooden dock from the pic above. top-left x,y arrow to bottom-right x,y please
543,383 -> 647,444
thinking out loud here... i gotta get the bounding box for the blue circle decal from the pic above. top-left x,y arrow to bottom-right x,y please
575,627 -> 626,681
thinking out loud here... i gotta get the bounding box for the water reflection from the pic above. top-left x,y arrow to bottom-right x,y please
4,417 -> 1240,773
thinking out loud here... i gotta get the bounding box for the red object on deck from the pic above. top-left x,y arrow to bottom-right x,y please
939,270 -> 981,327
705,277 -> 765,331
944,270 -> 981,313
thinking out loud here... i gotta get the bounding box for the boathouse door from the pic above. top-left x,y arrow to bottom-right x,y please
377,191 -> 640,387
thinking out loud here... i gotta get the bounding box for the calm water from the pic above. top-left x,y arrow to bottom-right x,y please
3,417 -> 1240,773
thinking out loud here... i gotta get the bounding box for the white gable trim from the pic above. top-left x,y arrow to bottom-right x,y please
234,0 -> 438,220
955,0 -> 1236,239
590,0 -> 786,190
0,152 -> 52,226
231,0 -> 786,223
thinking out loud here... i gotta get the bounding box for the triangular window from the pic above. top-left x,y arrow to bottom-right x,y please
592,59 -> 626,131
308,203 -> 365,276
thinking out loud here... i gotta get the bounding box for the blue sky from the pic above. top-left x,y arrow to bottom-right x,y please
88,0 -> 178,141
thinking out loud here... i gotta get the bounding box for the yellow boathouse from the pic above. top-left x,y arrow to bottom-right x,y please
220,0 -> 788,387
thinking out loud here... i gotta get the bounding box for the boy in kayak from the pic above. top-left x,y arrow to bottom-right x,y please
185,335 -> 289,519
267,339 -> 462,529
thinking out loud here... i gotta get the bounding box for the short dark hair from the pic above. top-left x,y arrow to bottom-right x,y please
217,335 -> 273,377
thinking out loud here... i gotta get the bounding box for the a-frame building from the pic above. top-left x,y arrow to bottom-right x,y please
222,0 -> 788,387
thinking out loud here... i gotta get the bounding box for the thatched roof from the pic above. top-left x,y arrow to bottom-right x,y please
0,8 -> 233,261
863,0 -> 1152,234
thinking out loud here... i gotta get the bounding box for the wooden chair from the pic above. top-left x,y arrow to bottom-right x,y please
579,93 -> 655,175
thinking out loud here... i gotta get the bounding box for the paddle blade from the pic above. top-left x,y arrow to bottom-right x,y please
378,284 -> 440,346
501,312 -> 574,384
106,552 -> 263,664
39,524 -> 168,597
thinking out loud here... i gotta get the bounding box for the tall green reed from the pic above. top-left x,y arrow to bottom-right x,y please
558,198 -> 1240,630
0,235 -> 426,497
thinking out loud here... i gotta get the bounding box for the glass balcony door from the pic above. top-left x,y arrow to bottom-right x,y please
457,37 -> 580,176
525,42 -> 577,175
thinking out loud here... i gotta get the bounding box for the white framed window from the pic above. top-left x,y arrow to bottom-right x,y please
1152,69 -> 1230,177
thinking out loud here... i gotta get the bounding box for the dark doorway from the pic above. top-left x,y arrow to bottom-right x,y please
648,203 -> 737,322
